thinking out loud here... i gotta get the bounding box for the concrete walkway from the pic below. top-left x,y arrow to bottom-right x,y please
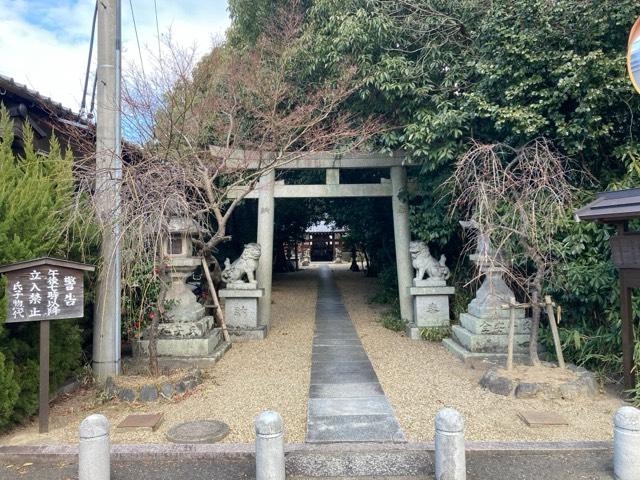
305,266 -> 405,443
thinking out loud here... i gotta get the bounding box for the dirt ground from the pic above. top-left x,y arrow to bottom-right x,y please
0,263 -> 624,445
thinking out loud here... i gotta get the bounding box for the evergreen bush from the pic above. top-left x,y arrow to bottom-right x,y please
0,106 -> 88,430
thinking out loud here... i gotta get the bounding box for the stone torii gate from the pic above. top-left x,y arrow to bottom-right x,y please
219,148 -> 414,330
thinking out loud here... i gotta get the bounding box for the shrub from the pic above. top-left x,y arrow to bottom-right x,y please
0,106 -> 89,429
420,326 -> 452,342
379,306 -> 405,332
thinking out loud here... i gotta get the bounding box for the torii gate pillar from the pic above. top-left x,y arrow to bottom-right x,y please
257,169 -> 275,328
391,166 -> 413,322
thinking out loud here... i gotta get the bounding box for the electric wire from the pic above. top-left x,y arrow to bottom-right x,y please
128,0 -> 146,79
80,0 -> 98,117
153,0 -> 162,61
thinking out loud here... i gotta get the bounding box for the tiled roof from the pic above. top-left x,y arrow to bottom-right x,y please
0,73 -> 86,123
575,188 -> 640,223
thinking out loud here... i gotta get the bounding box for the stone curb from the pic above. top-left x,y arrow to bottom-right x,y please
0,440 -> 612,462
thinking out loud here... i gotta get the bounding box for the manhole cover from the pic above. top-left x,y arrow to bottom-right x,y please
166,420 -> 229,443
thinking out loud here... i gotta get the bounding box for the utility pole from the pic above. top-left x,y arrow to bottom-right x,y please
94,0 -> 122,380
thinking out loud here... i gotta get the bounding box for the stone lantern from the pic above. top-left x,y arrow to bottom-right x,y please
138,216 -> 229,360
162,216 -> 205,324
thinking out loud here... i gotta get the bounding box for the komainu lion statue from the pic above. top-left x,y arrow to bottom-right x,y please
409,240 -> 450,281
222,243 -> 261,285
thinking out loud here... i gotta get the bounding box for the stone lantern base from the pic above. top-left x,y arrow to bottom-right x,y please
405,279 -> 454,340
137,316 -> 230,365
443,309 -> 532,363
219,288 -> 266,341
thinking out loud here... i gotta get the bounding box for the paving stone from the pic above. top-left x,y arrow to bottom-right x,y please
306,414 -> 406,443
311,361 -> 376,375
309,382 -> 385,399
312,339 -> 362,347
306,266 -> 404,443
312,345 -> 368,356
308,397 -> 394,417
311,369 -> 379,385
312,352 -> 370,363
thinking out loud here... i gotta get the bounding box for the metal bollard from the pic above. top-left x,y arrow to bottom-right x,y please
614,406 -> 640,480
255,410 -> 285,480
435,408 -> 466,480
79,414 -> 110,480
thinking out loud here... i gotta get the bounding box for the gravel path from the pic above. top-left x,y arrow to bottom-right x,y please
0,269 -> 316,445
335,266 -> 624,442
0,264 -> 624,446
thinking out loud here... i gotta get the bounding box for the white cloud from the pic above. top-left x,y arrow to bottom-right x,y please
0,0 -> 230,111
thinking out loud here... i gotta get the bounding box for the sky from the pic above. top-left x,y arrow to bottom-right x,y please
0,0 -> 231,111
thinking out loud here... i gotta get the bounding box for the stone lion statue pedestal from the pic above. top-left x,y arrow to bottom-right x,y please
405,241 -> 455,340
218,243 -> 267,341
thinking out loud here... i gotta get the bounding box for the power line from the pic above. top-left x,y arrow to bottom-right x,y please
128,0 -> 146,78
153,0 -> 162,62
80,1 -> 98,117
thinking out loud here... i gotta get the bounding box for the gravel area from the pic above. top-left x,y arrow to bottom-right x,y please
335,265 -> 624,442
0,269 -> 316,445
0,264 -> 625,446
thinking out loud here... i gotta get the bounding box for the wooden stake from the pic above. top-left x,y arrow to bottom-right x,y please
506,297 -> 516,371
544,295 -> 565,369
39,319 -> 50,434
201,258 -> 230,343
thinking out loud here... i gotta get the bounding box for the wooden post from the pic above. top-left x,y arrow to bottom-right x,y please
201,258 -> 230,342
506,297 -> 516,371
620,280 -> 634,390
544,295 -> 565,369
39,319 -> 50,434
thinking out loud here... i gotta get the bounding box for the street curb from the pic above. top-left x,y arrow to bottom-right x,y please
0,440 -> 612,461
0,441 -> 614,478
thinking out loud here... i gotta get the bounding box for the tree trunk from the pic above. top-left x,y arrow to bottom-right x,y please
528,289 -> 541,366
528,266 -> 545,366
148,274 -> 167,377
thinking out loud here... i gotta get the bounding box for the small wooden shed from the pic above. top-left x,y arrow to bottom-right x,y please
575,187 -> 640,389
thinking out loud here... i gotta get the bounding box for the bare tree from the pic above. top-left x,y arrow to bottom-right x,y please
65,6 -> 380,375
449,138 -> 578,365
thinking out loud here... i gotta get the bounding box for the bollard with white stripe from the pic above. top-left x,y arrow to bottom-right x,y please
614,406 -> 640,480
435,408 -> 466,480
79,414 -> 110,480
255,410 -> 285,480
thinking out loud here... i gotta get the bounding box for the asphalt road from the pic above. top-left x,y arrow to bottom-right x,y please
0,450 -> 615,480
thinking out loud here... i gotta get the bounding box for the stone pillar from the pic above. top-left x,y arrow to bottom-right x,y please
614,406 -> 640,480
255,410 -> 285,480
79,414 -> 110,480
257,169 -> 275,328
435,408 -> 466,480
391,166 -> 413,322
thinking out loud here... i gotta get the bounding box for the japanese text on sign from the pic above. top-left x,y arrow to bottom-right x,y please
6,266 -> 84,322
